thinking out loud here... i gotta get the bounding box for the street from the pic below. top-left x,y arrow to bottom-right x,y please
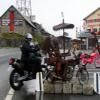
11,92 -> 100,100
0,48 -> 100,100
0,48 -> 21,100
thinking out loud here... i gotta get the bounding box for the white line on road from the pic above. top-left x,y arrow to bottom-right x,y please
5,72 -> 43,100
5,88 -> 14,100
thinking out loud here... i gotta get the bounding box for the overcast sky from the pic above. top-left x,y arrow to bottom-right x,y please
0,0 -> 100,38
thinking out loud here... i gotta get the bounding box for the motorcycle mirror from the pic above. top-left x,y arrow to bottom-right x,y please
9,57 -> 15,65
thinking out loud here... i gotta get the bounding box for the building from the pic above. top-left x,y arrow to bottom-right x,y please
83,7 -> 100,33
77,30 -> 94,50
57,36 -> 71,49
0,5 -> 37,35
78,7 -> 100,50
0,5 -> 49,36
0,5 -> 51,47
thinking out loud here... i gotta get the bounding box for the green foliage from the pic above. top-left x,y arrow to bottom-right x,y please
0,32 -> 24,47
0,32 -> 24,40
33,33 -> 44,46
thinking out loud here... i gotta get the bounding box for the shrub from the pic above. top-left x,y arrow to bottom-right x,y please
0,32 -> 24,47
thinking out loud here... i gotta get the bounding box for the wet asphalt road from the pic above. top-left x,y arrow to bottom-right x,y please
12,92 -> 100,100
0,48 -> 20,100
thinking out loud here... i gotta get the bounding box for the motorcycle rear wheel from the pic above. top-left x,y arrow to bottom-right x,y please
9,69 -> 23,91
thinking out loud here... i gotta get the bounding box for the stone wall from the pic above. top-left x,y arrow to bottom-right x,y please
44,81 -> 94,95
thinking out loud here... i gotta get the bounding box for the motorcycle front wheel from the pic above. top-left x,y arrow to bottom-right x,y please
9,69 -> 23,91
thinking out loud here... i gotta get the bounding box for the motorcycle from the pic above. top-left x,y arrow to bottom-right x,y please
8,51 -> 45,91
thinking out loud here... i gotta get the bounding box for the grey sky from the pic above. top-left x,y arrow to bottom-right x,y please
0,0 -> 100,38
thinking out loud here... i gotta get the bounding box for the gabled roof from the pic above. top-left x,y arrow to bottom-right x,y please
83,7 -> 100,20
0,5 -> 36,29
31,21 -> 52,36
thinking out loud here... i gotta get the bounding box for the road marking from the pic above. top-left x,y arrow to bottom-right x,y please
5,88 -> 14,100
5,73 -> 43,100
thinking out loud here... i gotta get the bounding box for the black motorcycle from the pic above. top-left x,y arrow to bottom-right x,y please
8,52 -> 44,91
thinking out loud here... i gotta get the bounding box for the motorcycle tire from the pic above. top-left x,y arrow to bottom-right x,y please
9,69 -> 23,91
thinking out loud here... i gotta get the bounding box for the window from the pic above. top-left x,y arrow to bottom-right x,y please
87,19 -> 100,23
93,28 -> 97,32
87,29 -> 91,32
14,20 -> 23,26
87,19 -> 94,23
95,19 -> 100,22
2,19 -> 10,26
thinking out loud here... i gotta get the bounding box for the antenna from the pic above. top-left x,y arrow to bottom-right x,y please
16,0 -> 34,21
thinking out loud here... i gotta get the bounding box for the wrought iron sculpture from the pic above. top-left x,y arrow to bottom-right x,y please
41,13 -> 89,84
42,37 -> 89,84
